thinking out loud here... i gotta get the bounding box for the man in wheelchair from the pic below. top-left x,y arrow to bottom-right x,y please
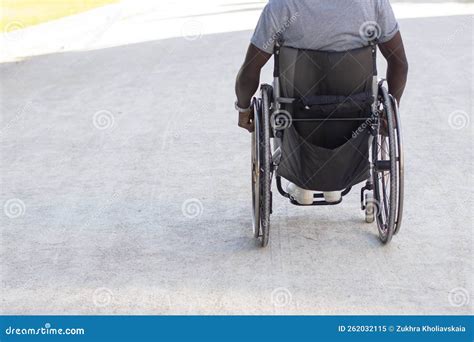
235,0 -> 408,246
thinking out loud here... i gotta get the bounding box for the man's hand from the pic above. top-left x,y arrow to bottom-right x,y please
379,108 -> 398,137
238,108 -> 254,132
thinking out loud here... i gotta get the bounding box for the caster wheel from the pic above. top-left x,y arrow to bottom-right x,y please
365,193 -> 375,223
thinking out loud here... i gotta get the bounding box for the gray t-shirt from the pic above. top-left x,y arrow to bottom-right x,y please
251,0 -> 399,53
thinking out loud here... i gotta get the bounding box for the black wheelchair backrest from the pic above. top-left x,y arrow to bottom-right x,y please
274,45 -> 378,191
278,45 -> 375,99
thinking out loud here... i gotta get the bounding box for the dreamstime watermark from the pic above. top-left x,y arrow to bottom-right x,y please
448,110 -> 470,130
352,114 -> 378,139
271,109 -> 292,130
0,101 -> 32,138
365,196 -> 380,221
66,7 -> 123,69
262,12 -> 300,51
93,287 -> 114,307
3,21 -> 25,42
3,198 -> 26,218
92,110 -> 115,130
448,287 -> 470,307
164,109 -> 205,143
359,21 -> 382,43
181,198 -> 203,218
4,323 -> 85,336
181,20 -> 204,41
271,287 -> 292,307
441,16 -> 473,46
159,103 -> 212,151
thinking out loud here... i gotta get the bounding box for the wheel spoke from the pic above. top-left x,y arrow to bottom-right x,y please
375,138 -> 389,156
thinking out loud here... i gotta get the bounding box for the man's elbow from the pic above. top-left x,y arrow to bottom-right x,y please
236,69 -> 258,90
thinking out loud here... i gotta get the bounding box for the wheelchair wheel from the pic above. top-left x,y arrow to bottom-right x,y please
251,100 -> 261,239
259,86 -> 272,247
251,86 -> 272,247
390,95 -> 404,235
371,86 -> 401,244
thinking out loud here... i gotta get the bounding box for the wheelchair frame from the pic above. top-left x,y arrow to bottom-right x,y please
251,40 -> 404,247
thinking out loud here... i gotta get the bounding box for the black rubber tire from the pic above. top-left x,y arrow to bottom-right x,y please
372,86 -> 398,244
390,95 -> 404,235
251,99 -> 261,238
259,86 -> 272,247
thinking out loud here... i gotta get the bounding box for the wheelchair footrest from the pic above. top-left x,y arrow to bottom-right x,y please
289,198 -> 342,206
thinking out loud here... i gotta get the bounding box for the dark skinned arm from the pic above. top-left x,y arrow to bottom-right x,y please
378,31 -> 409,105
235,44 -> 272,132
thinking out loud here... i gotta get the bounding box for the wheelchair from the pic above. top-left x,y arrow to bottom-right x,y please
251,39 -> 404,247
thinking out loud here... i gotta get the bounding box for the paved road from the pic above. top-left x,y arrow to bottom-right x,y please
0,3 -> 472,314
